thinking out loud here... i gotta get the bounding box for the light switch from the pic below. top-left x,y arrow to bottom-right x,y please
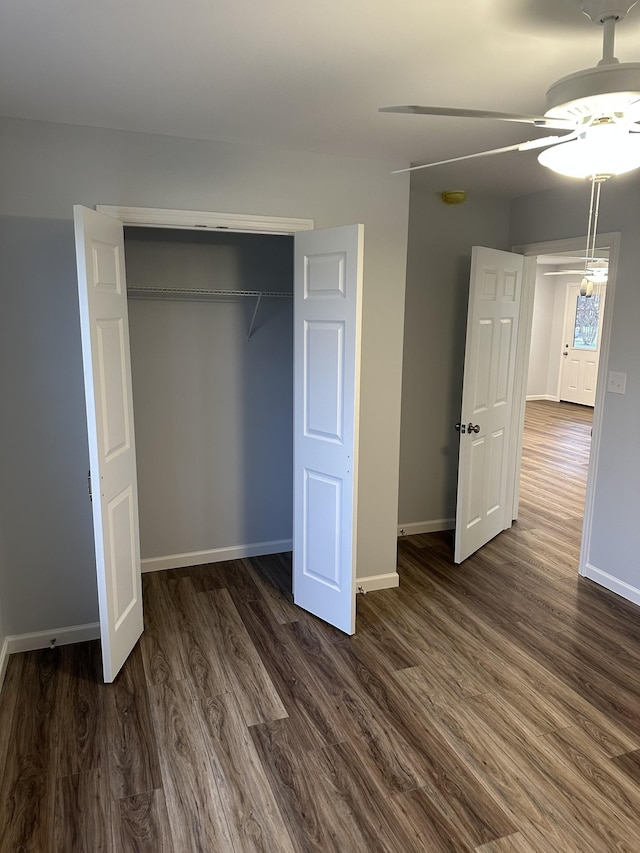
607,371 -> 627,395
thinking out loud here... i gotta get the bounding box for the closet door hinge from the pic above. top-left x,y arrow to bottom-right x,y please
87,469 -> 92,503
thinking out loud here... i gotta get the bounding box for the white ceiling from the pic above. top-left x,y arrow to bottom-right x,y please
2,0 -> 640,198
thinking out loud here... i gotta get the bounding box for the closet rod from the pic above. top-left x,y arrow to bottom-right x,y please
126,286 -> 293,340
127,286 -> 293,300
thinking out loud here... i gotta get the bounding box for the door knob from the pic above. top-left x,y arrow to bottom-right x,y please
467,423 -> 480,434
455,422 -> 466,434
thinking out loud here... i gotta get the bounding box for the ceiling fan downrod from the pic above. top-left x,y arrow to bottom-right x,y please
582,0 -> 638,64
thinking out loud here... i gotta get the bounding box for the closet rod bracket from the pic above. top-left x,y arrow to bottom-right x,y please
247,293 -> 263,341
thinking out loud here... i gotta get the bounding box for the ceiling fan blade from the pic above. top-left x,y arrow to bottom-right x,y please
544,269 -> 596,275
391,133 -> 576,175
544,266 -> 608,276
379,105 -> 574,130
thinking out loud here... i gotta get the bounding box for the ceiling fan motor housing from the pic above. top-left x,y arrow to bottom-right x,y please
545,62 -> 640,118
582,0 -> 638,23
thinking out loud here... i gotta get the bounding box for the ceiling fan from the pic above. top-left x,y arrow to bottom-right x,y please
381,0 -> 640,179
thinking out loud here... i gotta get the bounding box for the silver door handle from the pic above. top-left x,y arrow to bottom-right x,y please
467,423 -> 481,434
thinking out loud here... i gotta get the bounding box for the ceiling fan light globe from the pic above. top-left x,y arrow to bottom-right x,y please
537,123 -> 640,177
580,277 -> 595,297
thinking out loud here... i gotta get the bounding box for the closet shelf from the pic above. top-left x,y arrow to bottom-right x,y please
127,287 -> 293,340
127,286 -> 292,300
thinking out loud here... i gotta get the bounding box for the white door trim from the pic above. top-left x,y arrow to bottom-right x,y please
511,232 -> 620,576
96,205 -> 314,235
505,254 -> 537,525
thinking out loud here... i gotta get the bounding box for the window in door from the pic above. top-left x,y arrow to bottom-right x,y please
572,291 -> 603,351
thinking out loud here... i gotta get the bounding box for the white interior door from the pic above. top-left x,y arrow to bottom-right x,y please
455,246 -> 523,563
560,282 -> 606,407
74,205 -> 143,682
293,224 -> 363,634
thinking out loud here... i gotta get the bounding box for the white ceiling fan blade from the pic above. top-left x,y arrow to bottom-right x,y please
379,105 -> 574,130
391,134 -> 576,175
543,269 -> 598,275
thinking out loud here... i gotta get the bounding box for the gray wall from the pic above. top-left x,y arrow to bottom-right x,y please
527,270 -> 564,400
0,116 -> 409,635
0,217 -> 97,635
0,535 -> 5,651
398,183 -> 511,527
510,177 -> 640,592
126,229 -> 294,559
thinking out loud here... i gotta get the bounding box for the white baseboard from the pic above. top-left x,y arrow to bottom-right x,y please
5,622 -> 101,655
582,563 -> 640,608
0,623 -> 100,697
0,637 -> 9,693
141,539 -> 293,573
356,572 -> 400,593
397,519 -> 455,537
526,394 -> 559,402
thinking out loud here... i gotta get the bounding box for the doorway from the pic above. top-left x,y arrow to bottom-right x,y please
526,248 -> 609,407
124,226 -> 296,573
511,232 -> 620,577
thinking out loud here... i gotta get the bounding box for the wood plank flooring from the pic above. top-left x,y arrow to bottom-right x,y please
2,400 -> 640,851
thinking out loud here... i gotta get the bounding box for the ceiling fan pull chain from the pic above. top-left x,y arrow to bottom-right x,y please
584,176 -> 598,274
590,179 -> 604,263
582,175 -> 606,295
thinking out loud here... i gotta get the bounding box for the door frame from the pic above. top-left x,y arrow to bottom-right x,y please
510,231 -> 620,576
96,205 -> 314,236
93,204 -> 314,568
95,204 -> 368,630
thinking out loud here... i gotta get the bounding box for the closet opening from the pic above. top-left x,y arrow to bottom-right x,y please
124,226 -> 295,598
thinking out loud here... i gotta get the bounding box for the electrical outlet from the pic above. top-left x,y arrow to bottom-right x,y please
607,371 -> 627,395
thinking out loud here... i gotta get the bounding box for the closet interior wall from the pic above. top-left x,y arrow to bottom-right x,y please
125,227 -> 294,570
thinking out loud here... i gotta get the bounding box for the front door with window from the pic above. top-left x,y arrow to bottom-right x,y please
560,282 -> 606,407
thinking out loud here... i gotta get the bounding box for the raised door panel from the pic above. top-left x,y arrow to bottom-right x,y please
304,321 -> 345,444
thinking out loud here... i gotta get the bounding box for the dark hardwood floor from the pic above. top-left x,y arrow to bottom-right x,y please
3,400 -> 640,851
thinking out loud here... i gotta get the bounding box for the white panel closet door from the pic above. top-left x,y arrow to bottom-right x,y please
74,205 -> 143,682
293,224 -> 363,634
455,246 -> 523,564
